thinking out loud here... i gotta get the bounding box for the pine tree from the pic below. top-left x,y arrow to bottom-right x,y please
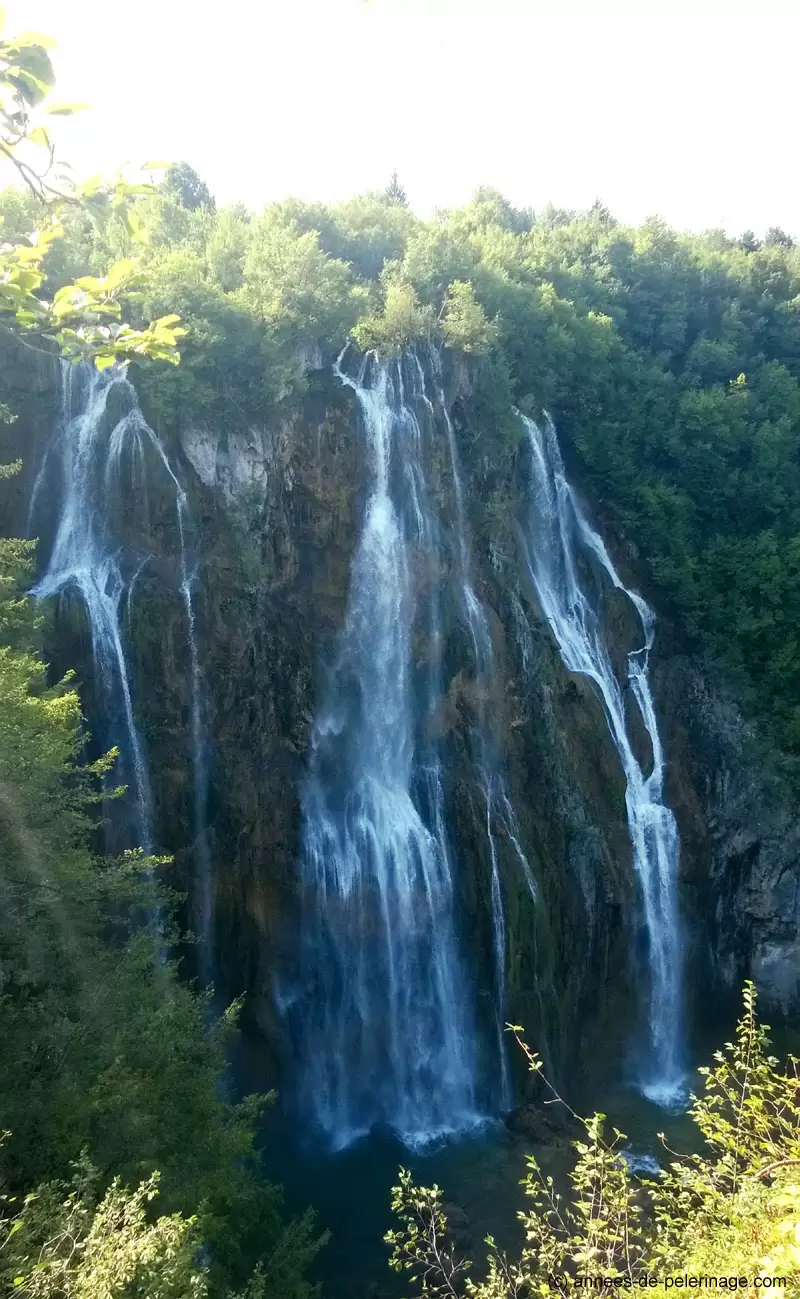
385,170 -> 408,206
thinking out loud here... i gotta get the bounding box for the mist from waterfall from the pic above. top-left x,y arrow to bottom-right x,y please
293,348 -> 489,1150
520,413 -> 684,1102
30,364 -> 212,968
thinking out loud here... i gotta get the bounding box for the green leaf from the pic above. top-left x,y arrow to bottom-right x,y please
45,100 -> 90,115
4,29 -> 56,50
122,208 -> 144,241
103,258 -> 139,291
26,123 -> 50,148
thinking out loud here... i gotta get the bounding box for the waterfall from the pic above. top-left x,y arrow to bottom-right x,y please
520,414 -> 684,1102
176,511 -> 213,985
293,349 -> 483,1150
432,354 -> 536,1108
30,364 -> 213,970
31,365 -> 155,850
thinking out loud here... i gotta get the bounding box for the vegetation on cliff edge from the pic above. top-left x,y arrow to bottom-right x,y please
5,164 -> 798,777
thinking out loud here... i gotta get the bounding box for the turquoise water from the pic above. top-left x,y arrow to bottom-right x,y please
250,988 -> 798,1298
260,1077 -> 703,1299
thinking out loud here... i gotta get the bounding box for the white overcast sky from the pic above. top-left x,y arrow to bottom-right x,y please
5,0 -> 799,237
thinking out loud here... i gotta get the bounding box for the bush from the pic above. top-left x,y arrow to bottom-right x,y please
351,278 -> 434,356
386,986 -> 800,1295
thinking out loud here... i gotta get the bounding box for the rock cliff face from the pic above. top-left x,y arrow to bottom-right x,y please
154,355 -> 645,1083
2,344 -> 797,1104
656,656 -> 800,1016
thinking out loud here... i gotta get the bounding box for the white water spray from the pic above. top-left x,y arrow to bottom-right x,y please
520,414 -> 684,1102
32,366 -> 155,848
294,350 -> 485,1149
31,365 -> 213,967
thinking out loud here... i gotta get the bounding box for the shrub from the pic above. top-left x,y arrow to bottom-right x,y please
386,985 -> 800,1296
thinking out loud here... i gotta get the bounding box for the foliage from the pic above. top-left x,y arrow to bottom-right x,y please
162,161 -> 215,212
1,1163 -> 207,1298
269,193 -> 421,283
440,280 -> 498,354
206,205 -> 251,292
3,107 -> 800,749
132,247 -> 290,431
240,207 -> 364,346
0,494 -> 321,1299
351,275 -> 434,356
0,13 -> 185,367
385,171 -> 408,207
386,987 -> 800,1296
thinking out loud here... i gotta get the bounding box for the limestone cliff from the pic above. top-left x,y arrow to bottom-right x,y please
1,343 -> 797,1107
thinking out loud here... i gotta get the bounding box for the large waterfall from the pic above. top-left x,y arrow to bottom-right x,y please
23,355 -> 689,1141
520,414 -> 684,1101
30,364 -> 212,966
292,350 -> 490,1150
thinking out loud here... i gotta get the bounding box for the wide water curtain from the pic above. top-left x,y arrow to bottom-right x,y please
520,414 -> 684,1102
295,351 -> 482,1150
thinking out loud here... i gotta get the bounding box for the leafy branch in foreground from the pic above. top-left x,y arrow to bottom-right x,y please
386,986 -> 800,1296
0,1158 -> 206,1298
0,10 -> 185,367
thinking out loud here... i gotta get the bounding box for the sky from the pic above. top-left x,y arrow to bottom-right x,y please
5,0 -> 799,237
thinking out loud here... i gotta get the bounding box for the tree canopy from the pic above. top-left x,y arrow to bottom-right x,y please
12,166 -> 799,774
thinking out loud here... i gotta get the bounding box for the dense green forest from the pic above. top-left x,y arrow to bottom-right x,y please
4,167 -> 798,772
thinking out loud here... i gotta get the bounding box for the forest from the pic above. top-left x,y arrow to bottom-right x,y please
5,160 -> 799,773
0,14 -> 799,1299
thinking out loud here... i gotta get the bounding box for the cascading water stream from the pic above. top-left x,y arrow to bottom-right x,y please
292,348 -> 484,1150
520,414 -> 684,1102
30,364 -> 213,970
430,353 -> 536,1107
31,365 -> 155,850
176,515 -> 213,984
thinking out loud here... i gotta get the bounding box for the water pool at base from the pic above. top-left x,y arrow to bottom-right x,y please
259,1079 -> 703,1299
